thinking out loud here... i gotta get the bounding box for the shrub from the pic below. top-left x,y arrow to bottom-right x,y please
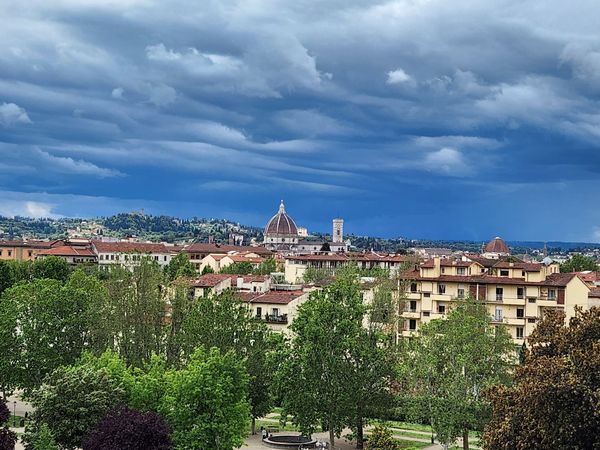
82,406 -> 171,450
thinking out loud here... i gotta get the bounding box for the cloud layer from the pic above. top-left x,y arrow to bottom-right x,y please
1,0 -> 599,241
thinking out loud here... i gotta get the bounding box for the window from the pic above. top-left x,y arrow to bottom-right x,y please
457,285 -> 465,298
500,269 -> 509,276
409,319 -> 417,331
528,318 -> 536,324
99,254 -> 104,260
516,327 -> 524,339
548,289 -> 556,300
441,267 -> 445,274
164,256 -> 167,261
438,303 -> 446,314
496,287 -> 503,301
457,267 -> 466,275
423,311 -> 430,317
272,308 -> 279,317
7,251 -> 11,257
410,282 -> 418,293
522,270 -> 526,277
438,284 -> 446,294
409,300 -> 417,312
517,287 -> 524,299
494,307 -> 503,321
528,297 -> 536,303
424,292 -> 431,298
516,308 -> 524,318
0,250 -> 2,256
256,307 -> 262,318
28,251 -> 33,257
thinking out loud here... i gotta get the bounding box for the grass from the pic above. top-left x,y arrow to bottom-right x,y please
5,415 -> 24,427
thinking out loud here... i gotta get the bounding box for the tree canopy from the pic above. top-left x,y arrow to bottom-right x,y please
482,307 -> 600,449
560,253 -> 599,272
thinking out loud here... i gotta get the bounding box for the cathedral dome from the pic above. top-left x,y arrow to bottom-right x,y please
265,200 -> 298,236
484,237 -> 510,254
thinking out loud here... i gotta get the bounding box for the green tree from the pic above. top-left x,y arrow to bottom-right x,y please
364,425 -> 399,450
32,256 -> 70,281
279,271 -> 398,449
560,253 -> 599,272
182,290 -> 275,433
164,253 -> 196,282
25,424 -> 58,450
302,266 -> 331,284
200,265 -> 214,275
160,347 -> 250,450
0,261 -> 12,296
253,257 -> 277,275
220,261 -> 253,275
23,358 -> 127,450
482,307 -> 600,449
0,276 -> 99,392
102,259 -> 166,368
164,280 -> 194,368
403,298 -> 515,450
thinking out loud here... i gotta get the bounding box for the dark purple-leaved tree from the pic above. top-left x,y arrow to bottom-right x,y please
0,402 -> 17,450
82,406 -> 171,450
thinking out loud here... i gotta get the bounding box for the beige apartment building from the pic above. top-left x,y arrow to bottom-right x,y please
397,256 -> 592,344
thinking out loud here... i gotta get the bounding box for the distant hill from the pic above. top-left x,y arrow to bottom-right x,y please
0,213 -> 598,253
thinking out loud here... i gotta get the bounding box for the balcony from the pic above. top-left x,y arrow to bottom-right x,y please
265,314 -> 288,324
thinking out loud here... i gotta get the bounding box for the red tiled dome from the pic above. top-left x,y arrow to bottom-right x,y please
265,200 -> 298,236
484,237 -> 510,254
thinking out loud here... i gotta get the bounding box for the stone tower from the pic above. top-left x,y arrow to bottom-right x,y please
332,218 -> 344,243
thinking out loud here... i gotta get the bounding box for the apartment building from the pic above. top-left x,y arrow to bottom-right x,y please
396,256 -> 591,344
92,241 -> 180,267
0,239 -> 64,261
185,243 -> 273,271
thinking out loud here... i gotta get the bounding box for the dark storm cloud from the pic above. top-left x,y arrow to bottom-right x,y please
1,0 -> 600,241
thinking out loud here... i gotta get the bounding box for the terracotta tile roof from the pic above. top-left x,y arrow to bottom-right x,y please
228,255 -> 264,263
37,245 -> 96,257
237,290 -> 305,305
588,287 -> 600,298
92,241 -> 175,254
492,261 -> 542,271
576,271 -> 600,283
0,239 -> 64,249
484,237 -> 510,254
240,275 -> 270,283
186,243 -> 273,255
192,274 -> 234,288
421,259 -> 473,268
286,253 -> 409,263
406,272 -> 579,287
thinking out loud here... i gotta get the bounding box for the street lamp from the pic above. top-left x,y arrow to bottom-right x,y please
13,401 -> 16,427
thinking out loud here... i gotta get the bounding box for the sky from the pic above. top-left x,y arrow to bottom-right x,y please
1,0 -> 600,242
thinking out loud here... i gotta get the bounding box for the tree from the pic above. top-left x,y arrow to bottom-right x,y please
181,290 -> 275,433
482,307 -> 600,449
82,406 -> 171,450
31,256 -> 70,281
101,259 -> 166,368
278,271 -> 398,449
23,358 -> 127,450
253,257 -> 277,275
24,424 -> 58,450
0,275 -> 99,392
404,298 -> 515,450
0,262 -> 12,296
302,266 -> 331,284
160,347 -> 250,450
164,253 -> 195,282
220,261 -> 253,275
0,402 -> 17,450
560,253 -> 598,272
200,265 -> 214,275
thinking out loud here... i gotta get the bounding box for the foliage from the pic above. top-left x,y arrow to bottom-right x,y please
82,406 -> 171,450
0,403 -> 9,425
253,257 -> 277,275
0,272 -> 105,393
25,424 -> 58,450
560,253 -> 599,272
164,253 -> 196,282
403,298 -> 515,449
200,265 -> 214,275
278,270 -> 398,449
31,256 -> 70,281
0,428 -> 17,450
100,259 -> 165,368
24,358 -> 127,450
302,266 -> 332,284
181,290 -> 275,428
220,261 -> 254,275
160,347 -> 250,450
365,425 -> 399,450
482,307 -> 600,449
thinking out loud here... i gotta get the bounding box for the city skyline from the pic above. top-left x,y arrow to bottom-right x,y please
1,1 -> 600,242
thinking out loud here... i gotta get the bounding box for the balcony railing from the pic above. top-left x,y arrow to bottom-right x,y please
265,314 -> 288,324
